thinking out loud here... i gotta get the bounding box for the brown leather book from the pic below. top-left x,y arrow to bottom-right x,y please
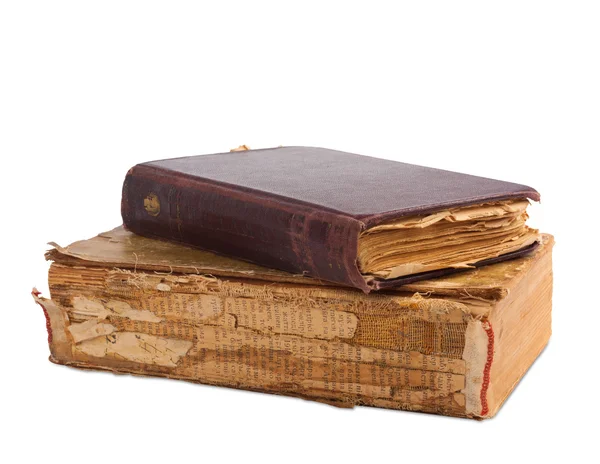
121,146 -> 540,292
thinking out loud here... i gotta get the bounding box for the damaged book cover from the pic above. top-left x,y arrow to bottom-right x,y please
34,227 -> 553,419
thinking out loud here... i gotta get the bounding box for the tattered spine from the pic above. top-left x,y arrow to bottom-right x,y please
37,230 -> 553,419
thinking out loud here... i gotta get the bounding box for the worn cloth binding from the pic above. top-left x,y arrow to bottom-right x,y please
36,230 -> 554,419
121,146 -> 540,292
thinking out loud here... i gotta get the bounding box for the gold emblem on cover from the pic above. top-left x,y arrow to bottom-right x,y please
144,193 -> 160,217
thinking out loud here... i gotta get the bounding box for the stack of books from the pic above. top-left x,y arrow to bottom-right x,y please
34,146 -> 552,419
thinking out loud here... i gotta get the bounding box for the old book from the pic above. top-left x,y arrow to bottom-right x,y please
35,227 -> 553,419
121,146 -> 540,292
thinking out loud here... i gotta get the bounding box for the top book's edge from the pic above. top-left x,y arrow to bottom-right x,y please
46,226 -> 554,302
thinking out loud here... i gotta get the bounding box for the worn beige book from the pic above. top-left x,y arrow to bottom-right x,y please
34,227 -> 553,419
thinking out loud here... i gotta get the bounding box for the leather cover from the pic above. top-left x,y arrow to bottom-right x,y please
121,146 -> 540,292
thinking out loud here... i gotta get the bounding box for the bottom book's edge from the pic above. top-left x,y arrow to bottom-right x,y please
48,356 -> 475,417
483,244 -> 553,418
487,336 -> 551,418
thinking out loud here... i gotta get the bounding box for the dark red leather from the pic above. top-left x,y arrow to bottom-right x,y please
121,146 -> 539,292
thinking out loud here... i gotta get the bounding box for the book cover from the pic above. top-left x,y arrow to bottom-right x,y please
121,146 -> 540,292
35,227 -> 553,419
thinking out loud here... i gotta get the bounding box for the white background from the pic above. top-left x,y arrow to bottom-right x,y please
1,1 -> 599,463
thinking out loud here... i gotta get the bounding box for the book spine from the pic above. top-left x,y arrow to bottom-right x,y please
121,164 -> 370,291
42,263 -> 474,418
